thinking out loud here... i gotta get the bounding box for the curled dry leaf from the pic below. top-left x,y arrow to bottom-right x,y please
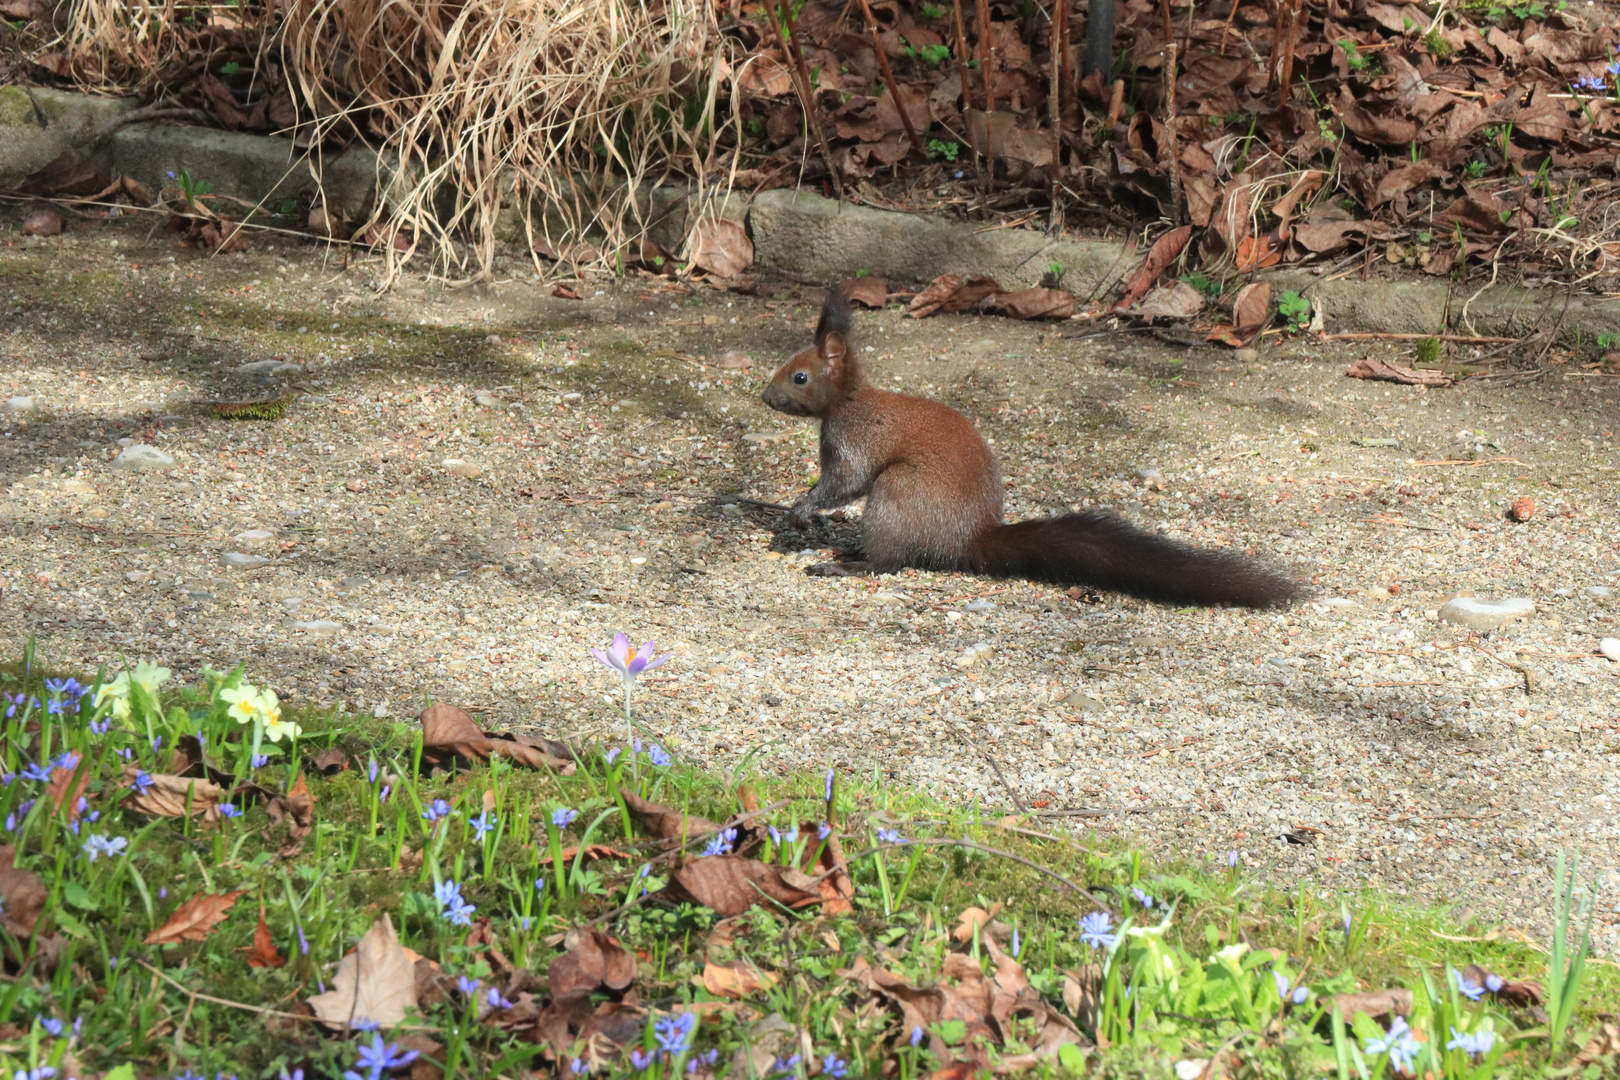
1461,962 -> 1541,1006
552,284 -> 584,300
1112,226 -> 1192,312
840,275 -> 889,309
702,959 -> 780,999
419,703 -> 575,774
145,889 -> 245,945
309,747 -> 349,774
0,845 -> 48,938
123,766 -> 223,819
978,287 -> 1074,320
808,825 -> 854,916
662,854 -> 822,917
1344,357 -> 1455,388
619,786 -> 723,844
907,273 -> 1003,318
688,219 -> 754,279
1134,281 -> 1205,320
1509,496 -> 1535,522
1207,282 -> 1273,347
245,904 -> 285,968
307,914 -> 419,1030
547,927 -> 637,997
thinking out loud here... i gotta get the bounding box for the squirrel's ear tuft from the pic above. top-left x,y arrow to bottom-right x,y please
815,288 -> 853,345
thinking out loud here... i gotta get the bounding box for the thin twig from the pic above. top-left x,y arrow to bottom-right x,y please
857,0 -> 925,158
95,105 -> 214,141
974,743 -> 1028,814
1321,332 -> 1522,344
1033,804 -> 1187,817
772,0 -> 845,202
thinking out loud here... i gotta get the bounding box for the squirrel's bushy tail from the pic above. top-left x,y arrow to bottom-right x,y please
967,511 -> 1302,609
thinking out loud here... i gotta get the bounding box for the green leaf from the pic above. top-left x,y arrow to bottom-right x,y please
62,880 -> 94,909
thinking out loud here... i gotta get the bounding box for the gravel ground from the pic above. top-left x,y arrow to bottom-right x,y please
3,219 -> 1618,953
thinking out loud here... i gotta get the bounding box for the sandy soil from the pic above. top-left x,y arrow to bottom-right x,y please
2,218 -> 1618,951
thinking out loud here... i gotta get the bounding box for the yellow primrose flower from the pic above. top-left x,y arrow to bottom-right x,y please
263,703 -> 301,744
131,661 -> 171,696
93,672 -> 133,721
220,684 -> 266,726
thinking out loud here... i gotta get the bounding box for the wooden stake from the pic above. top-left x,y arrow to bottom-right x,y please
771,0 -> 845,202
856,0 -> 926,159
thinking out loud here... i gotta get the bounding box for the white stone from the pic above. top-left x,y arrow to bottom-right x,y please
1600,639 -> 1620,662
1317,598 -> 1360,611
59,479 -> 95,496
1586,586 -> 1614,600
293,620 -> 341,635
474,391 -> 503,408
443,458 -> 482,479
233,528 -> 276,548
111,445 -> 175,470
220,552 -> 271,569
2,396 -> 34,412
1437,597 -> 1535,631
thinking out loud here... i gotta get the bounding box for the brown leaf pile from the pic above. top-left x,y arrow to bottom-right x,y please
908,274 -> 1075,320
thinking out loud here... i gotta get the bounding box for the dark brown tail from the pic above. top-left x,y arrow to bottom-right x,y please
967,511 -> 1302,608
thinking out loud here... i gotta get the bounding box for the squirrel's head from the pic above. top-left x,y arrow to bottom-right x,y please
762,290 -> 857,417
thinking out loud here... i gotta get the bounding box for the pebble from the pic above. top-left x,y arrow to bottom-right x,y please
1136,467 -> 1165,489
233,360 -> 304,377
965,600 -> 996,612
1600,639 -> 1620,662
1437,596 -> 1535,631
111,445 -> 175,470
474,392 -> 504,408
1586,586 -> 1613,600
742,431 -> 791,446
60,480 -> 95,496
2,396 -> 35,413
1062,691 -> 1105,712
219,552 -> 271,570
233,529 -> 276,548
443,459 -> 483,479
293,620 -> 342,635
1233,348 -> 1260,362
716,350 -> 754,370
1316,598 -> 1360,611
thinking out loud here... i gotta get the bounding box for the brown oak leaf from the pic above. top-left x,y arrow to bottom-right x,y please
146,890 -> 245,945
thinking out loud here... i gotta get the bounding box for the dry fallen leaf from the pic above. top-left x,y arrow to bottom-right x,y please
978,287 -> 1075,320
548,928 -> 637,997
1344,357 -> 1454,388
702,959 -> 780,999
1133,281 -> 1204,320
1208,282 -> 1273,347
907,273 -> 1003,318
47,757 -> 91,821
308,914 -> 419,1030
689,219 -> 754,279
840,276 -> 889,309
123,767 -> 225,820
1331,988 -> 1413,1022
0,845 -> 48,938
245,904 -> 285,968
552,284 -> 583,300
619,787 -> 723,844
420,704 -> 575,774
662,854 -> 822,917
1112,226 -> 1192,312
264,773 -> 316,856
146,890 -> 245,945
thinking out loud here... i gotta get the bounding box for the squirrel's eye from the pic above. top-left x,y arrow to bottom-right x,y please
793,371 -> 809,384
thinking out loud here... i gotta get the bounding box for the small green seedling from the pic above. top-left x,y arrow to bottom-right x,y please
928,138 -> 960,163
1279,290 -> 1311,332
1413,336 -> 1442,366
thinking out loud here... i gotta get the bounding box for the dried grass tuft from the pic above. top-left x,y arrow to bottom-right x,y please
60,0 -> 736,281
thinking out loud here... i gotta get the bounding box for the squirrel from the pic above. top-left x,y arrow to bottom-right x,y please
760,290 -> 1302,609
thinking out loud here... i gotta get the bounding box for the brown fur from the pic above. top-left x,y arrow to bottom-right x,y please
761,292 -> 1302,608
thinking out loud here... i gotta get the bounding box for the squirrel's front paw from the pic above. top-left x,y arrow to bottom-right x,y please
787,508 -> 814,531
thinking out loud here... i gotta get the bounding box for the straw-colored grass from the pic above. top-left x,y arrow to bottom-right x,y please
59,0 -> 737,282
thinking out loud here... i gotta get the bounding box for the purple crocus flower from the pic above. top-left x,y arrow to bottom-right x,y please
591,633 -> 672,746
